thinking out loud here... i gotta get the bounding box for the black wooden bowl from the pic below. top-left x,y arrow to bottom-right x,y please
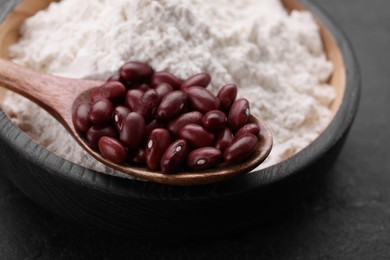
0,0 -> 360,237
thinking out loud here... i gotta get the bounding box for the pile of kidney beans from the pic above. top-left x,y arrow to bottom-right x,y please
73,61 -> 261,173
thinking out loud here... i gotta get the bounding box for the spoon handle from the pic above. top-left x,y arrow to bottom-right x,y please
0,59 -> 100,127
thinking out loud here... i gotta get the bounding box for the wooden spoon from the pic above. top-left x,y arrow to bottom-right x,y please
0,59 -> 273,185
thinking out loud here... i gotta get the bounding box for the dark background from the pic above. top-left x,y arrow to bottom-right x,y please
1,0 -> 389,259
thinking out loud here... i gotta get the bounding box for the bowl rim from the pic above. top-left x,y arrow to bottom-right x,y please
0,0 -> 361,200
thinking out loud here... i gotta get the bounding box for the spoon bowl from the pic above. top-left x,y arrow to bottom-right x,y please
0,59 -> 273,185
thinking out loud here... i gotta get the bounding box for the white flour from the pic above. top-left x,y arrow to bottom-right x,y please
2,0 -> 335,176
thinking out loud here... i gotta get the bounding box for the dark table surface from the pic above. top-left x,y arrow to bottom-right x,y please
1,0 -> 389,259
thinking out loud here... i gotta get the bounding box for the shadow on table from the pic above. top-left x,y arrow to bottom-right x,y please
0,136 -> 345,259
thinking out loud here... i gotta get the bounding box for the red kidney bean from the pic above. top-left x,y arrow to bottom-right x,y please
156,91 -> 187,121
125,89 -> 143,111
214,127 -> 234,151
120,112 -> 145,150
145,120 -> 164,141
119,61 -> 153,83
167,111 -> 203,138
134,83 -> 151,92
179,124 -> 215,148
99,81 -> 126,100
113,106 -> 131,132
133,89 -> 159,121
185,86 -> 219,113
151,71 -> 182,90
73,103 -> 91,132
235,123 -> 260,139
154,83 -> 174,100
202,110 -> 227,131
180,73 -> 211,91
88,98 -> 114,125
187,147 -> 222,170
86,125 -> 117,149
217,84 -> 237,111
223,134 -> 258,164
91,88 -> 104,103
228,98 -> 250,132
161,139 -> 189,173
146,128 -> 171,170
77,61 -> 263,171
98,136 -> 127,164
129,148 -> 146,165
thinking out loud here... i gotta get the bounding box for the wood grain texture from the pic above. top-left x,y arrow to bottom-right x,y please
0,59 -> 100,129
0,0 -> 360,236
0,110 -> 349,237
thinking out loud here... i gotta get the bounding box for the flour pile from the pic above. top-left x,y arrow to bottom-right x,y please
2,0 -> 335,176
